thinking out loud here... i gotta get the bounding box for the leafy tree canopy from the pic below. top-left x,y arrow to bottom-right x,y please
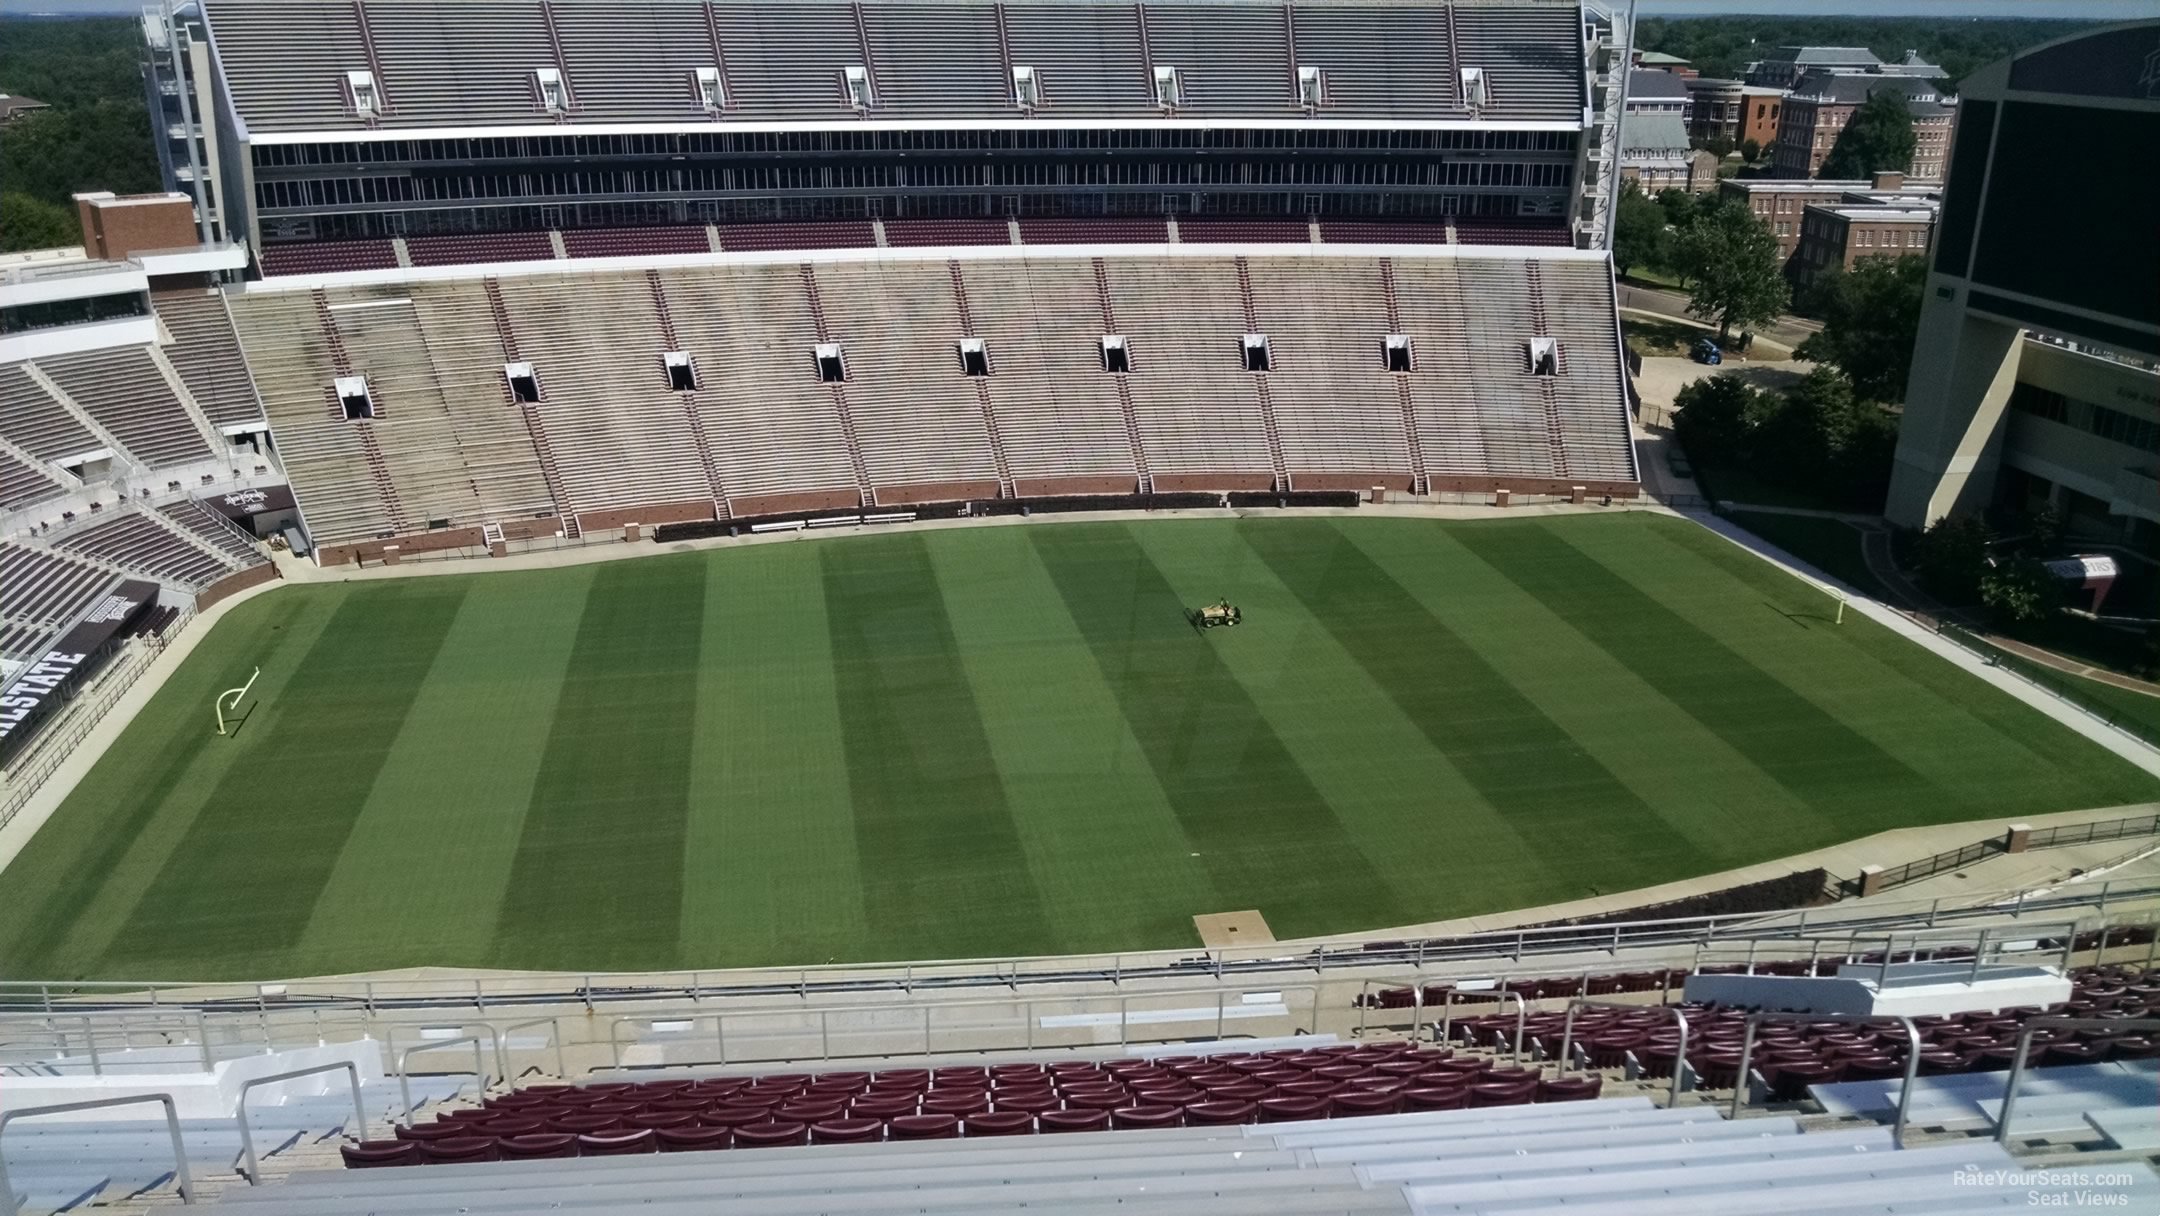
1669,198 -> 1789,341
0,193 -> 80,251
1634,15 -> 2095,89
1795,255 -> 1928,403
0,16 -> 160,252
1818,90 -> 1919,181
1612,183 -> 1668,279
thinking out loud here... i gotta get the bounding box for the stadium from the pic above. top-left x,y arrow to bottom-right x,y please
0,3 -> 2156,1212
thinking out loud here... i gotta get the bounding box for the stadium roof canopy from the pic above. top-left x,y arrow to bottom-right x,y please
199,0 -> 1590,136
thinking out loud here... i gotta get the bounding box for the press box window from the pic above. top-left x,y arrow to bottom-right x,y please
1100,335 -> 1130,374
1384,334 -> 1412,373
663,351 -> 698,391
1526,337 -> 1558,377
504,361 -> 541,402
1241,333 -> 1272,373
334,375 -> 374,420
815,343 -> 847,383
957,338 -> 990,377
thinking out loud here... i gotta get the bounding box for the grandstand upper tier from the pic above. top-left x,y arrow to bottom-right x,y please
164,0 -> 1625,254
227,245 -> 1637,563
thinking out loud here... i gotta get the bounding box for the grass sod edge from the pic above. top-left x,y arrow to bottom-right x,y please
0,512 -> 2153,981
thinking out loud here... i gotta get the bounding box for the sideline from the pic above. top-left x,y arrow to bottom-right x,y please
0,577 -> 287,876
1685,508 -> 2160,779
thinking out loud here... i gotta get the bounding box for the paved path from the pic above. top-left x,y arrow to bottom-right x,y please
1617,282 -> 1823,349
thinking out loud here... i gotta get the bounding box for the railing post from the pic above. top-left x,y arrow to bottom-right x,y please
819,1010 -> 830,1062
1,1093 -> 195,1215
1928,898 -> 1939,927
238,1062 -> 367,1184
1970,928 -> 1989,984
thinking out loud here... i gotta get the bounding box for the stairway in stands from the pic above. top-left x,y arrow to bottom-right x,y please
311,290 -> 409,535
800,266 -> 876,508
1380,259 -> 1429,494
948,262 -> 1016,499
1235,258 -> 1292,491
1092,259 -> 1152,493
1524,262 -> 1568,480
482,279 -> 580,537
644,271 -> 729,518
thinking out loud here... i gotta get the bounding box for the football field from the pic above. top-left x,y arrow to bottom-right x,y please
2,513 -> 2152,982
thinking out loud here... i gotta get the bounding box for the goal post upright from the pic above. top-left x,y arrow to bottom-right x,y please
216,667 -> 261,736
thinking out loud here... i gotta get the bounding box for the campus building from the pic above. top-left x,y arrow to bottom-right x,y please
1771,71 -> 1957,180
1886,23 -> 2160,549
1717,173 -> 1939,263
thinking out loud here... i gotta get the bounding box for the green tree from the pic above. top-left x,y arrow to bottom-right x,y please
1670,373 -> 1757,466
0,17 -> 161,212
0,192 -> 80,252
1914,515 -> 1992,603
1612,183 -> 1667,279
1739,137 -> 1762,164
1795,255 -> 1927,402
1818,89 -> 1918,181
1980,557 -> 2061,627
1668,198 -> 1789,341
1655,188 -> 1699,232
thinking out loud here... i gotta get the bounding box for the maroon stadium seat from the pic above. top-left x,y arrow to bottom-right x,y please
964,1111 -> 1036,1136
656,1125 -> 732,1153
810,1117 -> 886,1144
340,1140 -> 417,1168
731,1121 -> 809,1148
577,1129 -> 658,1156
418,1136 -> 498,1164
498,1133 -> 581,1160
888,1113 -> 961,1140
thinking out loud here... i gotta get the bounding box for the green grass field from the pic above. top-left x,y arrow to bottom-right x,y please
3,513 -> 2153,982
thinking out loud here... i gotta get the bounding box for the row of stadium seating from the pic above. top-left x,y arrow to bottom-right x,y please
344,1040 -> 1610,1167
254,215 -> 1570,278
207,0 -> 1584,130
231,252 -> 1635,551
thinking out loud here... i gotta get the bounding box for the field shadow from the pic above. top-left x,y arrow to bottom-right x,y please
217,703 -> 257,739
1764,601 -> 1834,630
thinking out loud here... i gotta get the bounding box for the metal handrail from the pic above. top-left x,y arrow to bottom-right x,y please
1729,1011 -> 1921,1148
0,1093 -> 193,1215
1557,998 -> 1690,1108
1995,1016 -> 2160,1145
1431,988 -> 1527,1062
496,1016 -> 570,1081
235,1062 -> 368,1184
606,984 -> 1326,1072
392,1027 -> 499,1122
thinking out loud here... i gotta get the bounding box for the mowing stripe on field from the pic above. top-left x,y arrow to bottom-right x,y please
0,592 -> 324,977
1463,523 -> 1960,821
1240,518 -> 1712,879
296,570 -> 590,971
113,580 -> 468,964
681,545 -> 872,968
1029,523 -> 1413,936
929,527 -> 1221,955
821,534 -> 1053,960
493,558 -> 704,971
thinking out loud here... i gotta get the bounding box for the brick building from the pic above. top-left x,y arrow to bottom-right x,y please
1718,173 -> 1941,262
1785,202 -> 1936,292
1685,79 -> 1786,149
1772,72 -> 1957,179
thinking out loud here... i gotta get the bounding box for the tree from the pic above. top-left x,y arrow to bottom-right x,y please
1739,137 -> 1762,164
1818,89 -> 1918,181
0,193 -> 79,253
1655,188 -> 1699,232
1913,515 -> 1992,603
1670,373 -> 1757,466
1700,134 -> 1736,159
1794,255 -> 1927,402
1980,557 -> 2061,627
1668,197 -> 1789,341
1612,183 -> 1667,279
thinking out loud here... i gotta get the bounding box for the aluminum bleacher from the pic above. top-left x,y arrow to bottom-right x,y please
0,365 -> 102,465
0,544 -> 118,631
204,2 -> 1588,132
31,349 -> 213,469
152,288 -> 267,430
159,498 -> 270,568
0,446 -> 70,511
231,249 -> 1636,551
53,510 -> 239,590
163,1090 -> 2160,1215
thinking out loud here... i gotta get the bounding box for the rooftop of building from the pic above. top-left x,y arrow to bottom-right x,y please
1620,113 -> 1692,154
1628,70 -> 1692,100
199,0 -> 1592,135
1636,50 -> 1691,66
1721,175 -> 1940,196
1766,46 -> 1884,67
1811,203 -> 1938,223
1789,70 -> 1954,112
0,93 -> 50,119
